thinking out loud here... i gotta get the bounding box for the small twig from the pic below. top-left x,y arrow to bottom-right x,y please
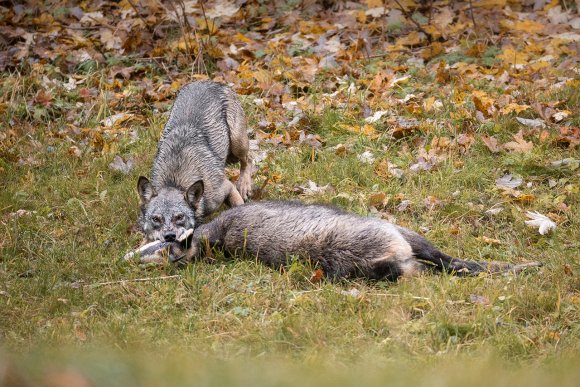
85,275 -> 182,289
366,48 -> 417,59
166,0 -> 192,61
392,0 -> 432,42
468,0 -> 477,29
66,25 -> 106,31
252,176 -> 270,200
369,293 -> 431,300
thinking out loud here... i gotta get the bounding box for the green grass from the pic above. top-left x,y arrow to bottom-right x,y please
1,66 -> 579,386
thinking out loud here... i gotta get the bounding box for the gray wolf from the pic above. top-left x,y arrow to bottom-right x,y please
137,80 -> 252,243
127,201 -> 541,280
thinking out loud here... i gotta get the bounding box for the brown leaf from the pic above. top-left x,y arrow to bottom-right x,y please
74,325 -> 87,342
423,196 -> 441,210
369,192 -> 386,207
503,130 -> 533,153
310,269 -> 324,283
35,90 -> 53,107
556,127 -> 580,148
470,294 -> 490,306
68,146 -> 82,159
481,135 -> 501,153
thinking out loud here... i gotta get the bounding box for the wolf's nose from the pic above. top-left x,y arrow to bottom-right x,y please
163,232 -> 176,242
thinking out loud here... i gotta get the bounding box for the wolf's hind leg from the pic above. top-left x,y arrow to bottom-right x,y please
225,90 -> 253,200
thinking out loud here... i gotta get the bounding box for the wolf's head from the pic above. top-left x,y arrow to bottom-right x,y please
137,176 -> 204,243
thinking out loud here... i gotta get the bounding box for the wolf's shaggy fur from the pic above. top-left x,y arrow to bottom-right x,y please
137,81 -> 252,243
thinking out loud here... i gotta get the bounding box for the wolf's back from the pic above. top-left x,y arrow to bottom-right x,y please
151,81 -> 233,191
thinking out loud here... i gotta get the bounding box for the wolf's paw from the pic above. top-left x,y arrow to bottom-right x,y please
237,174 -> 252,201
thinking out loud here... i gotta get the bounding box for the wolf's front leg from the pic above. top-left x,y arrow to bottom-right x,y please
236,156 -> 253,201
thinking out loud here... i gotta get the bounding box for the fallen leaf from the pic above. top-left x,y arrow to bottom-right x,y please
514,193 -> 535,203
310,269 -> 324,283
476,236 -> 502,245
552,111 -> 570,122
525,211 -> 556,235
369,192 -> 386,207
335,143 -> 348,156
294,180 -> 333,195
108,155 -> 135,174
470,294 -> 490,306
101,112 -> 134,128
205,0 -> 241,18
485,206 -> 504,215
374,160 -> 404,179
396,200 -> 412,212
503,130 -> 533,153
340,288 -> 361,298
472,90 -> 496,116
516,117 -> 546,128
423,196 -> 441,210
357,150 -> 375,164
364,110 -> 388,123
500,103 -> 530,115
481,135 -> 501,153
68,146 -> 82,159
496,174 -> 523,189
550,158 -> 579,170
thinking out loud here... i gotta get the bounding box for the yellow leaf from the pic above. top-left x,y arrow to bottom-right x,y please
339,123 -> 376,137
365,0 -> 383,7
500,19 -> 544,34
476,236 -> 502,245
514,193 -> 535,202
529,61 -> 551,71
472,90 -> 496,116
235,32 -> 254,44
474,0 -> 506,8
396,31 -> 426,47
369,192 -> 387,207
421,42 -> 443,60
423,96 -> 443,112
497,47 -> 529,66
252,69 -> 272,85
500,103 -> 530,115
196,17 -> 217,34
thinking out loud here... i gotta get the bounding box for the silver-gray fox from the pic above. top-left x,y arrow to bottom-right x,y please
126,201 -> 541,280
137,81 -> 252,243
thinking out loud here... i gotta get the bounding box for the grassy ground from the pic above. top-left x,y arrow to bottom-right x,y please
1,6 -> 579,386
1,69 -> 578,384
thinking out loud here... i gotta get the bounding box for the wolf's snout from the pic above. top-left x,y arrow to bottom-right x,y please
163,232 -> 177,242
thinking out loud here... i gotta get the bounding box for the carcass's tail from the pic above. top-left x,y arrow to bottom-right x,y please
398,227 -> 542,275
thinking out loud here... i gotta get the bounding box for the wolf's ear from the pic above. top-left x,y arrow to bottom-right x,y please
137,176 -> 155,204
185,180 -> 204,209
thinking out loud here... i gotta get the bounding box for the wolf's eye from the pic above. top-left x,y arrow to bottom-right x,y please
151,215 -> 163,224
174,213 -> 184,222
